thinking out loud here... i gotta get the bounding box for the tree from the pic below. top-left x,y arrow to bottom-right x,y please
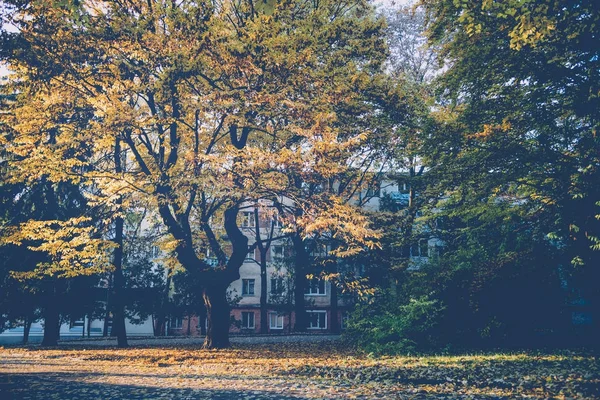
0,40 -> 118,346
384,5 -> 439,84
1,0 -> 387,348
420,0 -> 600,337
109,137 -> 128,347
0,181 -> 42,344
0,178 -> 107,346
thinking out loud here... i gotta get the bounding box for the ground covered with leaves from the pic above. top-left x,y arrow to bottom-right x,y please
0,338 -> 598,399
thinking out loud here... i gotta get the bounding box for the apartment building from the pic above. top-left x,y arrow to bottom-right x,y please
168,199 -> 353,335
169,178 -> 441,336
0,178 -> 440,342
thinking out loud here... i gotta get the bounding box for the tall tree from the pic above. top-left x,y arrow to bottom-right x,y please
1,0 -> 387,348
109,137 -> 128,347
420,0 -> 600,335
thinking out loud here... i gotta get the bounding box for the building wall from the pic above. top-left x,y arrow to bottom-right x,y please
0,315 -> 154,345
167,307 -> 348,336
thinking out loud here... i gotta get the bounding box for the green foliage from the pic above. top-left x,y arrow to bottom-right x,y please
352,192 -> 569,353
420,0 -> 600,291
346,292 -> 444,354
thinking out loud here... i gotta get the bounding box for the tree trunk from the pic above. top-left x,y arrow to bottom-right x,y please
155,273 -> 172,336
203,284 -> 230,349
329,276 -> 339,334
201,203 -> 247,348
41,302 -> 60,347
110,136 -> 128,348
327,245 -> 340,334
103,272 -> 113,337
292,234 -> 309,332
110,262 -> 128,347
22,316 -> 32,345
260,250 -> 269,334
110,218 -> 128,347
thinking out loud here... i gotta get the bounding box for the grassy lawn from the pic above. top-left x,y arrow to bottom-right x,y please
0,342 -> 598,399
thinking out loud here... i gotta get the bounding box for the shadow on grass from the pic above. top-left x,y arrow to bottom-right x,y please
283,353 -> 600,399
0,371 -> 309,400
15,341 -> 353,363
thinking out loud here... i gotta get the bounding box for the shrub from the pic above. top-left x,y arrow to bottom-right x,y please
345,292 -> 444,354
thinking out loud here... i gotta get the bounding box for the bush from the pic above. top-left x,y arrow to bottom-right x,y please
345,292 -> 444,354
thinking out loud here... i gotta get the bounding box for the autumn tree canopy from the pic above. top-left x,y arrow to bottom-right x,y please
1,0 -> 386,347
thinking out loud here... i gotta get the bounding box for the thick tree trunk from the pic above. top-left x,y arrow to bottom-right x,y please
200,204 -> 247,348
260,250 -> 269,334
110,270 -> 128,347
203,284 -> 230,349
292,234 -> 309,332
41,303 -> 60,347
22,316 -> 32,345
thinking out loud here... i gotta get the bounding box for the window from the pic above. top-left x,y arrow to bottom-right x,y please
272,213 -> 283,228
246,246 -> 255,261
305,278 -> 326,295
307,311 -> 327,329
310,244 -> 329,258
241,312 -> 255,329
271,277 -> 283,294
206,257 -> 219,267
301,181 -> 324,193
269,313 -> 284,329
171,317 -> 183,329
271,245 -> 284,260
411,240 -> 429,257
205,247 -> 219,267
241,211 -> 255,228
429,244 -> 443,259
242,279 -> 255,296
197,317 -> 208,330
70,317 -> 84,328
366,181 -> 381,197
420,240 -> 429,257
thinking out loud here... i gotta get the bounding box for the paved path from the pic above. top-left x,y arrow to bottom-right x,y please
0,335 -> 372,400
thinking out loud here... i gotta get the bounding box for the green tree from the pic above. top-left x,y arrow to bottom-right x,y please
420,0 -> 600,336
